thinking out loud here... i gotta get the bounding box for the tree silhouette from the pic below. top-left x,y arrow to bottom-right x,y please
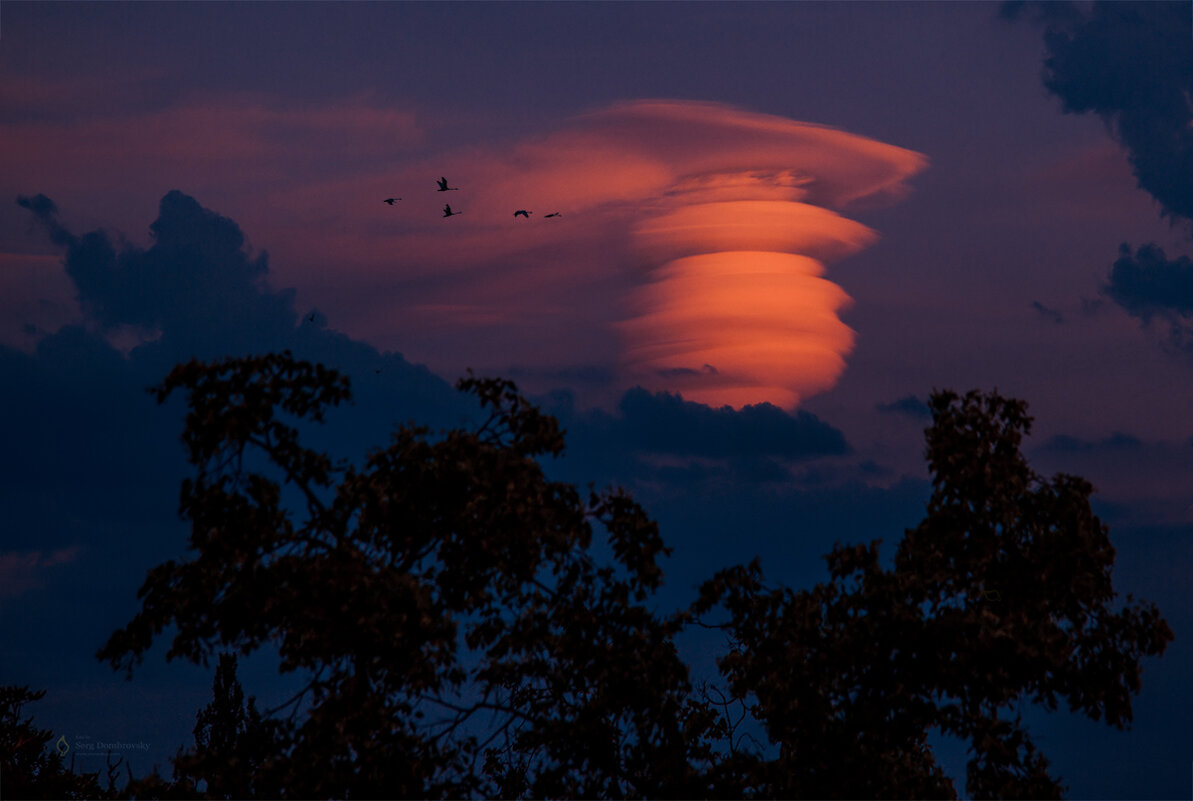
97,351 -> 722,798
0,685 -> 110,799
92,353 -> 1172,799
124,652 -> 278,799
689,389 -> 1174,798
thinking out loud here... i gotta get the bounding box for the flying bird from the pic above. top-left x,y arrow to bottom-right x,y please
443,204 -> 461,217
383,198 -> 401,205
436,177 -> 459,191
513,210 -> 531,218
544,212 -> 561,218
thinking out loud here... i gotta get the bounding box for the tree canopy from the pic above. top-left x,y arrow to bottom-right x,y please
0,685 -> 112,799
8,351 -> 1168,799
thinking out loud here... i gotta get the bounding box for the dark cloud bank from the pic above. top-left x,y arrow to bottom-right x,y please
1007,2 -> 1193,345
1005,1 -> 1193,227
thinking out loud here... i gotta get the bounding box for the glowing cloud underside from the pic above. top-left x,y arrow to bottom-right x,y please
606,101 -> 927,410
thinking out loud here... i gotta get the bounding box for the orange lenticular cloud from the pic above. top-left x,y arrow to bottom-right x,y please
603,101 -> 927,410
620,250 -> 854,410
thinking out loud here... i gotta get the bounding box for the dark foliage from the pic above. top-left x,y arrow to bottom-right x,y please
96,352 -> 722,798
690,389 -> 1174,799
0,685 -> 112,799
62,353 -> 1172,799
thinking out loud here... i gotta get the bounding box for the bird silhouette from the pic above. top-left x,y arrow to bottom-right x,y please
443,204 -> 461,217
436,177 -> 459,191
383,198 -> 400,205
306,313 -> 315,323
544,212 -> 561,218
513,210 -> 531,218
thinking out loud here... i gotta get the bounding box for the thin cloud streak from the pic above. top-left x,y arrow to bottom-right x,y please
0,546 -> 81,600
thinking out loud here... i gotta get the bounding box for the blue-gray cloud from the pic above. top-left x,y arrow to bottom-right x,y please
1039,431 -> 1144,454
535,385 -> 851,492
1006,2 -> 1193,354
876,394 -> 931,420
611,387 -> 847,460
1102,243 -> 1193,350
1005,1 -> 1193,227
1030,300 -> 1064,324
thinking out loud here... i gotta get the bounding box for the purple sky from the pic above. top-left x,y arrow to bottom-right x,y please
3,2 -> 1193,797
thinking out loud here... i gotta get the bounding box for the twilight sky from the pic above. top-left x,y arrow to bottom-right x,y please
3,2 -> 1193,797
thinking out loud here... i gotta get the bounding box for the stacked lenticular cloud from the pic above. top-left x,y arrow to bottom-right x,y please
322,100 -> 925,408
596,101 -> 927,410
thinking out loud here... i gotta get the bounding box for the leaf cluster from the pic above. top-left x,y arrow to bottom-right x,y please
88,357 -> 1173,800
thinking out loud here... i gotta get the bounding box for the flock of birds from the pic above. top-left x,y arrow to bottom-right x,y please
302,176 -> 564,337
383,177 -> 561,220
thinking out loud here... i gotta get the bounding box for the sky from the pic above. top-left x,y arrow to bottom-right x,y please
2,1 -> 1193,797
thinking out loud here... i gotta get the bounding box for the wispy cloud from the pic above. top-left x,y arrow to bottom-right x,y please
1030,300 -> 1065,324
0,546 -> 81,599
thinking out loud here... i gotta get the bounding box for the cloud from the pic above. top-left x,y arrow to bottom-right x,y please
0,546 -> 81,600
3,92 -> 423,191
656,364 -> 718,379
316,100 -> 925,410
1007,1 -> 1193,227
13,190 -> 470,456
1100,243 -> 1193,351
4,97 -> 925,410
1030,429 -> 1193,526
577,101 -> 926,410
1039,431 -> 1144,454
540,385 -> 850,491
1009,3 -> 1193,358
506,364 -> 616,387
1030,300 -> 1065,324
876,394 -> 932,420
1103,243 -> 1193,322
611,387 -> 848,460
19,190 -> 296,355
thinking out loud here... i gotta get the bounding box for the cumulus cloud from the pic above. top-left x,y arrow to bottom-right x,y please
1103,243 -> 1193,321
13,191 -> 469,455
19,190 -> 298,357
1007,1 -> 1193,227
1009,2 -> 1193,354
1101,243 -> 1193,351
